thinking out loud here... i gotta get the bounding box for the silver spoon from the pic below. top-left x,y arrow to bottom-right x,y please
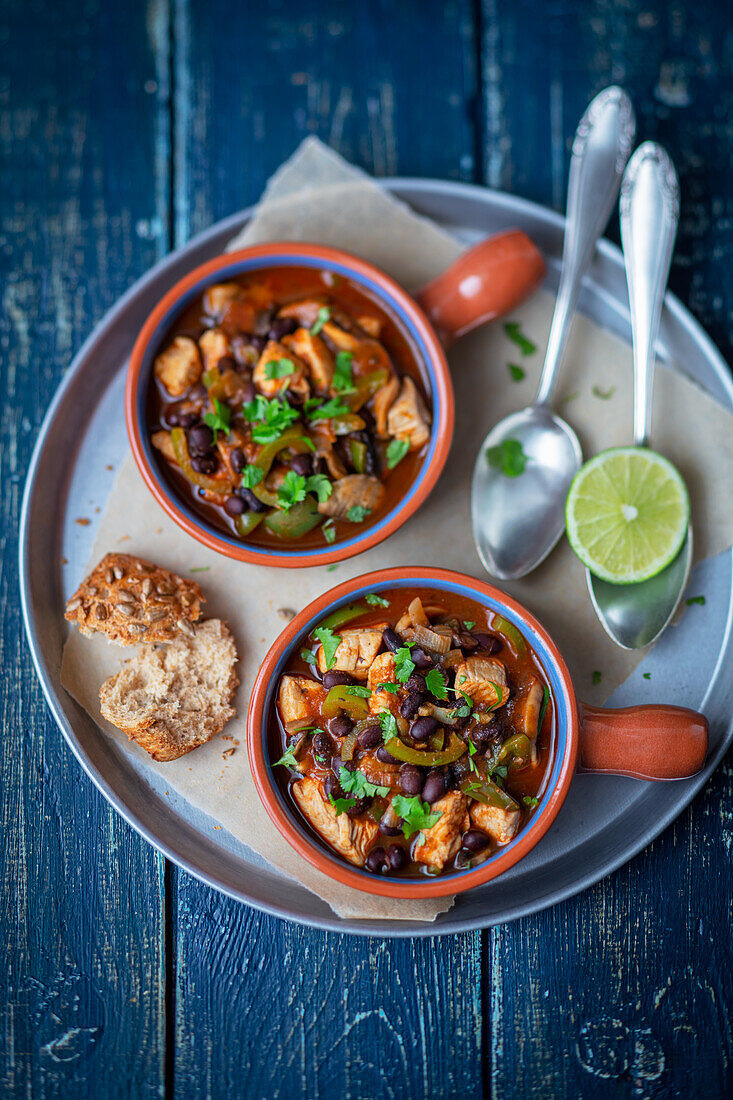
588,142 -> 692,650
471,86 -> 636,580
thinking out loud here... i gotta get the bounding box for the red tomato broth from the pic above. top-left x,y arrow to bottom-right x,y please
268,587 -> 556,878
146,265 -> 432,551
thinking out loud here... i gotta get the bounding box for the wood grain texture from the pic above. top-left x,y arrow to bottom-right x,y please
0,1 -> 169,1095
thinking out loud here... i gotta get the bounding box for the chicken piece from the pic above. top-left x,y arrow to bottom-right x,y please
203,282 -> 241,318
515,677 -> 545,741
154,336 -> 202,397
367,652 -> 402,722
316,623 -> 388,680
151,429 -> 175,462
372,374 -> 400,436
277,297 -> 330,329
356,315 -> 383,339
292,778 -> 379,867
253,340 -> 310,399
454,655 -> 509,710
317,475 -> 385,520
277,675 -> 326,726
324,449 -> 348,481
321,320 -> 362,352
414,791 -> 468,870
470,800 -> 521,845
199,327 -> 232,373
284,328 -> 334,393
359,754 -> 400,790
387,376 -> 431,450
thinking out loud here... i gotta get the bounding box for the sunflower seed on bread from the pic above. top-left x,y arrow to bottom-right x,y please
99,619 -> 238,761
64,553 -> 203,646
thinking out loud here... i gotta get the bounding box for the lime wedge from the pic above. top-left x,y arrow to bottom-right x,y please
565,447 -> 689,584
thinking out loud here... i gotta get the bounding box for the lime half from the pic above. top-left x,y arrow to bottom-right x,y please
566,447 -> 690,584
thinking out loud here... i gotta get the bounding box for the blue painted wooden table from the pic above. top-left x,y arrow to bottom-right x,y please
3,1 -> 732,1095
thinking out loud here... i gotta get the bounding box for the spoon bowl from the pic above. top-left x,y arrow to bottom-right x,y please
472,406 -> 582,579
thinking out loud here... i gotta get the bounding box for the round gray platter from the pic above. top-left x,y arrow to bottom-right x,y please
20,180 -> 733,937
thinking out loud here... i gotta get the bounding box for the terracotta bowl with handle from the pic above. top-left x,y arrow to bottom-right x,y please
247,567 -> 709,898
126,235 -> 545,567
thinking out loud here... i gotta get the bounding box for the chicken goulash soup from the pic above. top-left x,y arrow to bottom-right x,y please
271,589 -> 555,877
147,267 -> 432,549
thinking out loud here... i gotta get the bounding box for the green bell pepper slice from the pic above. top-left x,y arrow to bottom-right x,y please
491,614 -> 527,656
347,438 -> 368,473
496,733 -> 531,767
170,427 -> 233,496
234,511 -> 264,538
383,733 -> 467,767
321,686 -> 370,720
263,496 -> 322,538
460,775 -> 519,811
317,601 -> 370,632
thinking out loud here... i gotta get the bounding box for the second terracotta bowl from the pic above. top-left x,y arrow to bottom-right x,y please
125,235 -> 545,567
247,567 -> 709,899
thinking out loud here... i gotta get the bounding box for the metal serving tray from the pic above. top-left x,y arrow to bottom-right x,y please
20,180 -> 733,937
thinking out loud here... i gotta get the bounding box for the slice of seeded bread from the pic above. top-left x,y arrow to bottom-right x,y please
65,553 -> 203,646
99,619 -> 238,760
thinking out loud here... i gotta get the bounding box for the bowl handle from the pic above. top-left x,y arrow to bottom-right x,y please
578,702 -> 709,780
415,229 -> 546,346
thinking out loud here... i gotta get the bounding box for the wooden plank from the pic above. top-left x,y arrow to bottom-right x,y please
0,1 -> 170,1094
480,1 -> 733,1094
171,3 -> 485,1097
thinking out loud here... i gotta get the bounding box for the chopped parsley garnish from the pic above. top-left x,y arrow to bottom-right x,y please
329,796 -> 358,816
386,438 -> 410,470
425,668 -> 448,700
274,746 -> 300,769
326,564 -> 339,572
393,644 -> 416,683
508,363 -> 526,382
189,566 -> 211,573
308,398 -> 351,422
203,398 -> 231,441
561,391 -> 579,404
522,795 -> 539,808
537,685 -> 550,732
345,686 -> 372,698
376,682 -> 400,694
592,670 -> 602,685
504,321 -> 537,356
338,767 -> 389,800
297,435 -> 316,451
463,621 -> 476,631
243,395 -> 299,444
310,306 -> 331,336
391,795 -> 442,838
487,438 -> 527,477
263,357 -> 295,381
332,351 -> 357,394
346,505 -> 371,523
592,385 -> 616,400
300,648 -> 317,666
686,596 -> 706,606
241,464 -> 264,489
489,763 -> 508,780
277,471 -> 307,512
378,712 -> 399,742
467,740 -> 478,773
643,672 -> 651,680
313,625 -> 340,669
305,473 -> 333,504
365,593 -> 390,607
322,519 -> 336,544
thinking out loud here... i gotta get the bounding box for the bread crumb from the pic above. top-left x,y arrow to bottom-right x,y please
75,517 -> 91,526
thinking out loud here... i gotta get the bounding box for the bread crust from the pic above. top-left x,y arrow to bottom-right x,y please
64,553 -> 203,646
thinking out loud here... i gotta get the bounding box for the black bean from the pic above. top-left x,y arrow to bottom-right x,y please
176,411 -> 198,428
191,453 -> 218,475
165,409 -> 180,427
357,724 -> 382,750
322,670 -> 356,690
239,487 -> 268,513
224,495 -> 246,516
188,383 -> 207,403
230,447 -> 247,473
410,716 -> 438,743
187,423 -> 214,455
447,758 -> 470,786
290,453 -> 312,478
410,647 -> 433,670
387,845 -> 406,871
382,627 -> 402,653
398,764 -> 423,798
217,355 -> 237,373
379,817 -> 403,837
399,691 -> 422,721
268,316 -> 299,341
473,633 -> 501,655
365,847 -> 388,874
346,797 -> 370,819
326,715 -> 353,740
471,722 -> 497,748
241,381 -> 256,406
323,773 -> 343,801
312,732 -> 333,757
422,769 -> 446,805
376,745 -> 400,765
453,849 -> 472,870
405,673 -> 426,695
462,829 -> 490,854
330,756 -> 344,777
249,334 -> 267,354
